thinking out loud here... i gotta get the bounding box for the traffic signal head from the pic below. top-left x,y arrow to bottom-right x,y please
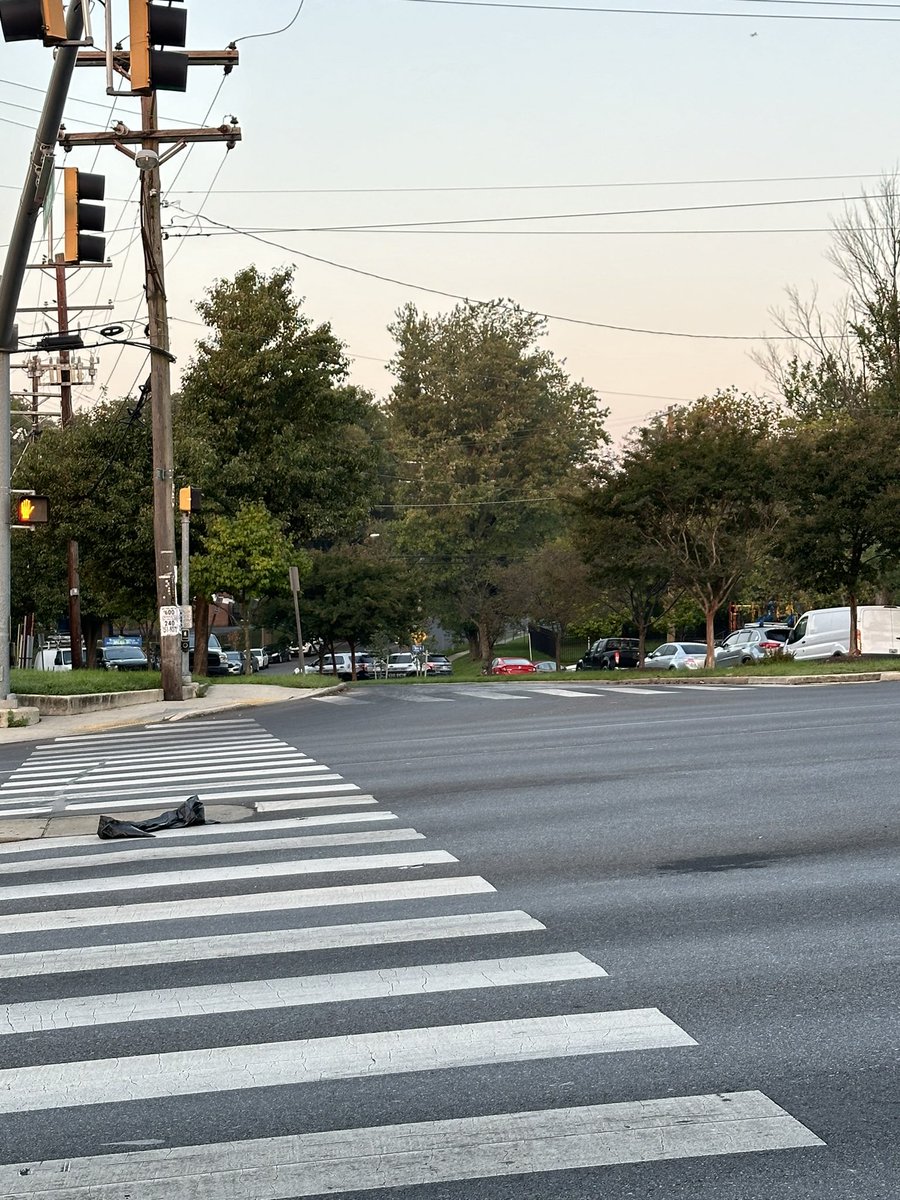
63,168 -> 106,264
14,495 -> 49,525
129,0 -> 188,94
178,486 -> 201,513
0,0 -> 66,45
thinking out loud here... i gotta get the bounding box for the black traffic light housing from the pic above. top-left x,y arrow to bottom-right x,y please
63,168 -> 106,264
129,0 -> 188,94
0,0 -> 66,45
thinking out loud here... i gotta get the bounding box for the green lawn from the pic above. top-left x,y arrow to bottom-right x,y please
11,668 -> 163,695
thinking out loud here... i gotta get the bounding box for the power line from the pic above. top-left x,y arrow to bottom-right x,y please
234,1 -> 307,43
169,223 -> 877,237
402,0 -> 900,20
174,208 -> 819,341
155,171 -> 888,195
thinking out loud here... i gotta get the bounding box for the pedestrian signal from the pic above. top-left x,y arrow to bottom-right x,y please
14,496 -> 49,525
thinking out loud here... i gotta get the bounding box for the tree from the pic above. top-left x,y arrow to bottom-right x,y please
570,468 -> 678,666
299,547 -> 420,676
601,390 -> 782,665
385,299 -> 608,659
192,501 -> 299,672
506,540 -> 595,668
776,412 -> 900,652
12,398 -> 157,653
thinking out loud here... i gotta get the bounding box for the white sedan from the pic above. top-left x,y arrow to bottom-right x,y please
643,642 -> 709,670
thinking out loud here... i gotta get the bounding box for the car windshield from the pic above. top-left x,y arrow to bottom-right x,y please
502,659 -> 531,666
106,646 -> 144,660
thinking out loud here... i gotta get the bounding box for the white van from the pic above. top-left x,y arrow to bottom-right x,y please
33,647 -> 72,671
784,606 -> 900,661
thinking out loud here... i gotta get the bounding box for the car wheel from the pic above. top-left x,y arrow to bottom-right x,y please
740,656 -> 753,665
668,665 -> 677,671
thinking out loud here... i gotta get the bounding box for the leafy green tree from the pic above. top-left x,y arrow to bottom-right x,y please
299,547 -> 420,677
776,411 -> 900,651
192,501 -> 299,672
506,539 -> 595,667
385,299 -> 608,658
570,471 -> 679,665
176,265 -> 383,542
12,399 -> 156,652
600,390 -> 782,665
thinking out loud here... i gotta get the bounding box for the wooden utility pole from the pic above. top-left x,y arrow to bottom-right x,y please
140,93 -> 181,702
54,256 -> 84,669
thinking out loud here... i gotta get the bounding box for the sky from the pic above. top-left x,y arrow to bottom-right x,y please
1,0 -> 898,443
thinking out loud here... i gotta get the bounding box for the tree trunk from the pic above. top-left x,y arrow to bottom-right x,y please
554,628 -> 562,669
466,630 -> 480,660
348,638 -> 357,681
243,606 -> 253,674
848,592 -> 860,656
477,621 -> 493,662
636,619 -> 647,668
704,605 -> 717,668
192,596 -> 210,676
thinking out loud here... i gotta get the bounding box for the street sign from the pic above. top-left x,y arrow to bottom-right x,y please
159,605 -> 182,636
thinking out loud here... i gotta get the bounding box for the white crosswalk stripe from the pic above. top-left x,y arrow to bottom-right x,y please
0,716 -> 824,1194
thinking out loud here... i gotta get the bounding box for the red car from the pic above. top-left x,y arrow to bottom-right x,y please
489,657 -> 537,676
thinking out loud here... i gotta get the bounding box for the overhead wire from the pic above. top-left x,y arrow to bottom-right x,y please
401,0 -> 900,20
169,207 -> 837,341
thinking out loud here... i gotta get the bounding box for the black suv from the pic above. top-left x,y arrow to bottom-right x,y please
576,637 -> 641,671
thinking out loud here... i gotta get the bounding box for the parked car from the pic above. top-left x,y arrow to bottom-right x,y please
251,647 -> 269,670
223,650 -> 245,675
534,660 -> 558,672
188,632 -> 230,676
267,647 -> 282,664
715,625 -> 791,667
33,647 -> 72,671
386,652 -> 420,678
425,655 -> 453,676
576,637 -> 641,671
96,642 -> 149,671
318,652 -> 378,680
784,605 -> 900,661
488,657 -> 537,676
643,642 -> 708,671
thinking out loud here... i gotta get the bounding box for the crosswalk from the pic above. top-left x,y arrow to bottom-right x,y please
0,717 -> 366,820
0,718 -> 824,1195
313,682 -> 758,703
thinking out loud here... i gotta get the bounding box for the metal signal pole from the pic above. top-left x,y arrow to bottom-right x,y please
54,256 -> 84,669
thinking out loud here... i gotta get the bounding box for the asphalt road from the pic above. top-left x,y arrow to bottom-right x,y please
1,678 -> 897,1198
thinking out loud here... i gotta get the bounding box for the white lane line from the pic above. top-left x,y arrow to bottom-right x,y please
0,765 -> 334,795
0,910 -> 543,978
311,695 -> 370,704
452,688 -> 529,701
0,829 -> 425,876
28,734 -> 282,756
1,953 -> 606,1035
63,782 -> 362,811
0,805 -> 51,818
44,720 -> 260,744
0,849 -> 458,902
608,687 -> 672,696
0,813 -> 399,858
0,875 -> 496,936
0,1009 -> 696,1114
8,749 -> 315,776
252,795 -> 376,813
1,1091 -> 824,1197
531,688 -> 603,698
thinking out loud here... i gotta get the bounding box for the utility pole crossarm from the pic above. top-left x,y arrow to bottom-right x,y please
59,125 -> 241,151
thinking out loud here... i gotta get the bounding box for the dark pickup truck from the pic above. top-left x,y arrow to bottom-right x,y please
576,637 -> 641,671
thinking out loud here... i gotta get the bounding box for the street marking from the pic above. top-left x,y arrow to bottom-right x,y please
0,910 -> 543,978
0,805 -> 51,818
43,719 -> 261,744
0,849 -> 459,902
0,1092 -> 823,1197
0,875 -> 496,935
0,813 -> 400,858
252,795 -> 376,813
453,688 -> 530,701
0,764 -> 334,795
63,781 -> 362,810
0,1009 -> 696,1114
1,953 -> 606,1034
8,749 -> 316,776
531,688 -> 603,698
310,694 -> 370,704
0,828 -> 425,876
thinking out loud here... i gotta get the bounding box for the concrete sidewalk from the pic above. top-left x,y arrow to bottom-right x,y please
0,681 -> 340,745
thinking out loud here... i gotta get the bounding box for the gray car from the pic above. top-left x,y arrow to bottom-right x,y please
643,642 -> 709,670
715,625 -> 791,668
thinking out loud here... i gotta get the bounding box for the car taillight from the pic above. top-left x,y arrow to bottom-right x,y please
614,650 -> 620,664
759,641 -> 780,650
